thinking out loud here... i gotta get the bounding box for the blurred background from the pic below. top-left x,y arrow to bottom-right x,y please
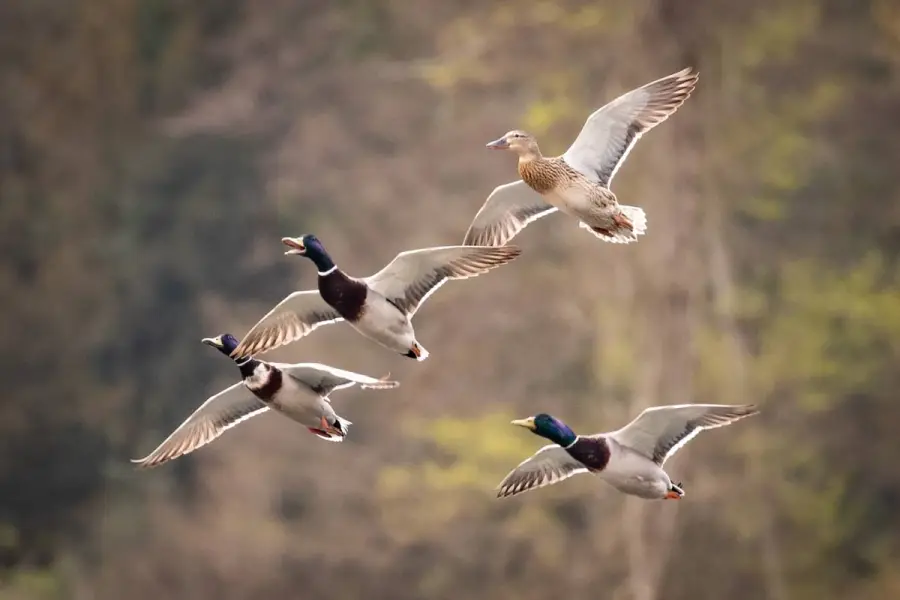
2,0 -> 900,599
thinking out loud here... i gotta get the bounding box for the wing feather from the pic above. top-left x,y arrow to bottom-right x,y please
272,362 -> 399,396
496,445 -> 590,498
230,291 -> 343,359
462,181 -> 558,247
364,245 -> 521,316
563,67 -> 698,186
609,403 -> 758,466
131,383 -> 268,469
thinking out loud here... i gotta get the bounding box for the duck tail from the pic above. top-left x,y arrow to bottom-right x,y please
335,415 -> 352,436
579,205 -> 647,244
619,205 -> 647,237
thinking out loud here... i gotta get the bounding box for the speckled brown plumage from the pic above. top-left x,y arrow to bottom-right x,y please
517,157 -> 565,194
467,67 -> 699,247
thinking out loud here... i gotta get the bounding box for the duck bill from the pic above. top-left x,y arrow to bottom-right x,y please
282,237 -> 306,255
201,337 -> 222,348
511,417 -> 537,431
486,137 -> 510,150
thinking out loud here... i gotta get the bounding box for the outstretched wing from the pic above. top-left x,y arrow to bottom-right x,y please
131,383 -> 268,469
364,245 -> 521,316
562,67 -> 698,187
609,403 -> 758,466
496,445 -> 590,498
274,362 -> 399,397
230,290 -> 343,359
462,181 -> 558,247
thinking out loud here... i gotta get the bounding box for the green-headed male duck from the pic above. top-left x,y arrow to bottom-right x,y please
464,67 -> 699,247
229,235 -> 521,361
497,403 -> 757,500
131,333 -> 399,468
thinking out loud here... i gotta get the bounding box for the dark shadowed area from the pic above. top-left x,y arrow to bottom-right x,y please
2,1 -> 900,599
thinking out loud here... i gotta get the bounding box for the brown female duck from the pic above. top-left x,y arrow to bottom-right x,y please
464,67 -> 699,246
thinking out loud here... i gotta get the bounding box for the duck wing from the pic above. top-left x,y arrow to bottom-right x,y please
131,383 -> 268,469
275,362 -> 399,397
608,403 -> 758,466
364,245 -> 521,317
496,445 -> 590,498
462,181 -> 558,247
230,290 -> 343,359
562,67 -> 698,187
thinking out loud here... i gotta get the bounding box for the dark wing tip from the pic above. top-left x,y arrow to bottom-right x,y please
130,457 -> 159,469
735,404 -> 761,417
496,483 -> 516,499
500,244 -> 523,258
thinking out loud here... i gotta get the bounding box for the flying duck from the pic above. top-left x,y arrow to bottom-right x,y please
229,235 -> 521,361
497,403 -> 757,500
131,333 -> 399,468
464,67 -> 698,246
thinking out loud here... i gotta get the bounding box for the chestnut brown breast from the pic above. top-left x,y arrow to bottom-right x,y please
318,270 -> 368,322
565,436 -> 611,471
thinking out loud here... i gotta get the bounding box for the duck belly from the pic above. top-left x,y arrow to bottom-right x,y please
269,381 -> 333,429
349,295 -> 416,354
556,184 -> 616,217
598,451 -> 671,500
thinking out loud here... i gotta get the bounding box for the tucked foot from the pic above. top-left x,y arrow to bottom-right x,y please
405,341 -> 430,361
319,415 -> 343,436
307,416 -> 347,441
664,481 -> 685,500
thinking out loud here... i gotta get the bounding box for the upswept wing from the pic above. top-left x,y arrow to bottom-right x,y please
230,291 -> 343,359
609,403 -> 758,466
364,245 -> 521,316
562,67 -> 698,187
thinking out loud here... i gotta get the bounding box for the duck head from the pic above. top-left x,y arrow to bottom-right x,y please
282,234 -> 336,273
511,413 -> 577,447
486,130 -> 541,158
202,333 -> 241,357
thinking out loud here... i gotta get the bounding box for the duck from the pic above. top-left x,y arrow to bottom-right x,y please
229,234 -> 522,361
496,403 -> 757,500
131,333 -> 399,468
463,67 -> 699,247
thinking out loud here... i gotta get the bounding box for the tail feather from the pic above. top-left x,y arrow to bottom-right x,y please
620,205 -> 647,236
335,415 -> 352,436
579,205 -> 647,244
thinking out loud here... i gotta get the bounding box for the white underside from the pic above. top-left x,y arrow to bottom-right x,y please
348,292 -> 421,357
548,185 -> 647,243
596,442 -> 671,499
263,375 -> 347,440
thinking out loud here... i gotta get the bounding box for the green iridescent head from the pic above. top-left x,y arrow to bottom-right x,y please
511,413 -> 577,447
